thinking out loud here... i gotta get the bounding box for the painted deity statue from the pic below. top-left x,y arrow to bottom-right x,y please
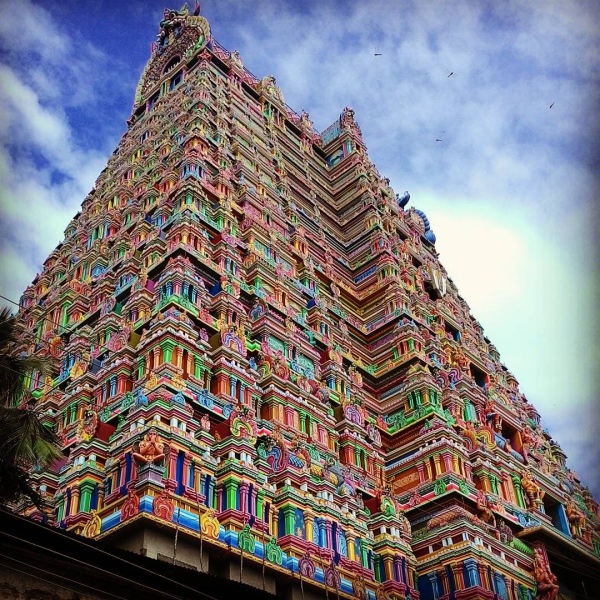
565,498 -> 586,537
532,546 -> 559,600
521,470 -> 544,509
133,430 -> 167,465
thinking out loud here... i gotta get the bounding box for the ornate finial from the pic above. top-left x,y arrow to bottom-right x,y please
157,5 -> 190,48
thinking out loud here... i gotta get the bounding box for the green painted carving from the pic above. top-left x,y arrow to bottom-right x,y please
510,538 -> 533,555
458,479 -> 470,495
256,443 -> 268,459
121,391 -> 134,410
238,524 -> 256,553
265,536 -> 283,565
434,479 -> 447,496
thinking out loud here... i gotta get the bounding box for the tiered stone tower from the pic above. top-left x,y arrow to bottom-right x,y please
16,6 -> 600,600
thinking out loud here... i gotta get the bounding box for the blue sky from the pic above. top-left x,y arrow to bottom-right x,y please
1,0 -> 599,496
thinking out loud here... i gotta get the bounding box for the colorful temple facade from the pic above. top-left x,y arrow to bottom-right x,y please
14,7 -> 600,600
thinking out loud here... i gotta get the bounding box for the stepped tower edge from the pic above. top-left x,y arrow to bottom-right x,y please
14,6 -> 600,600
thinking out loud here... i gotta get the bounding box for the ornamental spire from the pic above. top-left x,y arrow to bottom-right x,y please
132,4 -> 211,113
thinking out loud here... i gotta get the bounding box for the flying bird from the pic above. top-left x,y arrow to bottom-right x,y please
549,102 -> 555,108
436,139 -> 443,142
447,71 -> 454,78
374,53 -> 382,56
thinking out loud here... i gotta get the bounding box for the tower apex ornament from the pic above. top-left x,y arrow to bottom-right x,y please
154,2 -> 207,53
134,2 -> 210,106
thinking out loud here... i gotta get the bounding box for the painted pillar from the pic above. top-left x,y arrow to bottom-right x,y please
79,481 -> 95,513
282,505 -> 296,535
256,488 -> 265,520
152,346 -> 161,368
478,563 -> 490,590
432,454 -> 442,477
360,538 -> 369,568
72,487 -> 81,514
250,485 -> 257,517
224,478 -> 238,510
511,475 -> 526,508
393,557 -> 402,582
239,480 -> 249,514
347,530 -> 356,562
383,556 -> 394,581
324,519 -> 333,548
442,452 -> 453,472
425,459 -> 433,480
168,450 -> 178,481
208,476 -> 216,509
304,511 -> 314,541
452,562 -> 465,590
464,460 -> 473,482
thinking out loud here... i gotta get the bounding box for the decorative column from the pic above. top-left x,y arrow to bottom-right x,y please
511,475 -> 526,508
71,487 -> 81,514
239,480 -> 249,514
464,460 -> 473,482
324,519 -> 333,548
464,559 -> 479,587
452,454 -> 460,474
256,488 -> 265,521
451,562 -> 465,591
304,510 -> 314,542
97,482 -> 105,510
152,346 -> 161,368
427,572 -> 441,599
281,505 -> 296,536
360,538 -> 369,568
432,454 -> 442,477
417,461 -> 426,483
393,557 -> 402,582
250,485 -> 257,517
501,472 -> 514,503
224,477 -> 239,511
425,459 -> 433,480
79,481 -> 95,513
477,563 -> 490,590
271,507 -> 279,538
346,529 -> 356,561
207,476 -> 216,508
439,567 -> 449,595
442,452 -> 453,472
383,556 -> 394,581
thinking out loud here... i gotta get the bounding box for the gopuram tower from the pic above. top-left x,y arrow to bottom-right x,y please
14,6 -> 600,600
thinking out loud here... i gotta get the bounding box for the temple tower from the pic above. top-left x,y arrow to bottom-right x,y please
15,6 -> 600,600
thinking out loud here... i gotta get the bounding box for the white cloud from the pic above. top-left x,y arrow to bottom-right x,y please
0,0 -> 120,310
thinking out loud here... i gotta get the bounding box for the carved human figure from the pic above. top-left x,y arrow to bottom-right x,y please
477,492 -> 496,528
521,470 -> 544,509
532,547 -> 559,600
133,430 -> 166,465
565,498 -> 586,537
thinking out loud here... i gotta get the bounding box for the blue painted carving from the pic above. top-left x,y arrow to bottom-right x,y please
396,191 -> 410,208
133,389 -> 148,406
196,389 -> 214,409
172,391 -> 185,405
414,208 -> 436,245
